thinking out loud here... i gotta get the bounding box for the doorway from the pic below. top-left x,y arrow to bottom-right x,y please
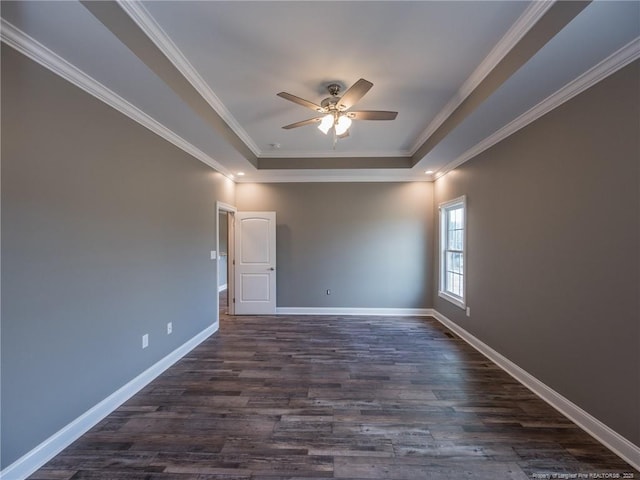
217,202 -> 236,319
218,210 -> 229,315
216,203 -> 277,317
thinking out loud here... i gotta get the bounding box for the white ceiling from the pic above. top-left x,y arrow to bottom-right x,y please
140,1 -> 528,156
2,1 -> 639,183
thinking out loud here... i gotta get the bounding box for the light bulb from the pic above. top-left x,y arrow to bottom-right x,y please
318,114 -> 334,134
334,115 -> 352,136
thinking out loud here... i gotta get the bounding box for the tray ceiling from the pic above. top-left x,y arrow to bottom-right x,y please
1,1 -> 638,182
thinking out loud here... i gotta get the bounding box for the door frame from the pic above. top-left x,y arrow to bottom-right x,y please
216,201 -> 237,317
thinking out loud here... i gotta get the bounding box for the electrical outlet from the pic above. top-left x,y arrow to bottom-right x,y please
142,334 -> 149,349
167,322 -> 173,335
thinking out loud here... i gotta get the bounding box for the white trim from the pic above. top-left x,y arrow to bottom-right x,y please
259,150 -> 411,159
430,309 -> 640,472
235,170 -> 430,184
437,291 -> 465,309
218,283 -> 228,293
276,307 -> 433,317
117,0 -> 260,157
438,195 -> 467,211
410,1 -> 555,155
434,37 -> 640,180
0,323 -> 219,480
0,19 -> 235,181
216,202 -> 237,214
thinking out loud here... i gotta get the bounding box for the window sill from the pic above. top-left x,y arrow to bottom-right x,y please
438,290 -> 466,310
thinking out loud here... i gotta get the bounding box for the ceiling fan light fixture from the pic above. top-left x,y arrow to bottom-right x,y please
334,115 -> 352,136
278,78 -> 397,143
318,114 -> 334,134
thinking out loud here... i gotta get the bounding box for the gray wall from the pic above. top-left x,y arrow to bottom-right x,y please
236,182 -> 434,309
1,46 -> 235,467
433,61 -> 640,445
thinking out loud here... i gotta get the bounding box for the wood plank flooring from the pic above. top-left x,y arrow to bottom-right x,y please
29,308 -> 637,479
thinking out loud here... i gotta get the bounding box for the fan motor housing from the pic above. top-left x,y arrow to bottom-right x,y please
320,83 -> 344,111
327,83 -> 341,96
320,96 -> 341,111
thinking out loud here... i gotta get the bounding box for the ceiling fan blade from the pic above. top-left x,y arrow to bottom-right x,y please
282,116 -> 323,129
277,92 -> 324,112
337,78 -> 373,110
349,110 -> 398,120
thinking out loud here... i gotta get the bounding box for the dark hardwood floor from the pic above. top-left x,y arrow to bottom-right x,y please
29,300 -> 637,479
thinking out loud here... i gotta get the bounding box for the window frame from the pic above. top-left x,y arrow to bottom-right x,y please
438,195 -> 467,309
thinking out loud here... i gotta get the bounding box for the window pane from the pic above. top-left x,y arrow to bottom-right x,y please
448,230 -> 456,249
453,230 -> 463,251
449,273 -> 461,296
452,208 -> 461,229
447,252 -> 462,274
446,272 -> 454,292
449,209 -> 458,229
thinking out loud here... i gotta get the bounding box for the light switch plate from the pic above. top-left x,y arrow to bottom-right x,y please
210,250 -> 217,260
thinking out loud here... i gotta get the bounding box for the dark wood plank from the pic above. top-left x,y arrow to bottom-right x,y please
29,305 -> 638,479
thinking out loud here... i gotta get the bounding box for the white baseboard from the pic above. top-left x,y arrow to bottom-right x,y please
430,310 -> 640,471
1,322 -> 219,480
276,307 -> 434,317
218,284 -> 227,292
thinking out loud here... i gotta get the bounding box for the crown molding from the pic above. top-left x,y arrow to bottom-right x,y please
434,37 -> 640,180
410,0 -> 556,155
117,0 -> 261,157
235,169 -> 430,184
0,19 -> 235,180
259,149 -> 411,159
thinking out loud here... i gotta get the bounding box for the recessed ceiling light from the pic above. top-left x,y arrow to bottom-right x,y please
425,170 -> 434,174
237,172 -> 245,176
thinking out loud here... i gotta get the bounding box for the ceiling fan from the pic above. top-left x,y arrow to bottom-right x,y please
277,79 -> 398,142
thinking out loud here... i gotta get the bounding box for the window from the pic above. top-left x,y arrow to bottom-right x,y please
439,196 -> 466,308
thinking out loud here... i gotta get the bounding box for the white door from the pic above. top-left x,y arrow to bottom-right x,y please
234,211 -> 276,314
